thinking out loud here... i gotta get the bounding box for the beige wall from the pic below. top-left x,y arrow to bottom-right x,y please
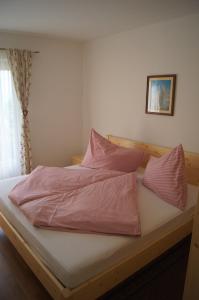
82,14 -> 199,152
0,32 -> 83,167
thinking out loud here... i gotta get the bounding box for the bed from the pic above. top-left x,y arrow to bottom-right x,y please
0,135 -> 199,300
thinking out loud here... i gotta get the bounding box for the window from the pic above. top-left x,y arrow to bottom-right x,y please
0,51 -> 22,179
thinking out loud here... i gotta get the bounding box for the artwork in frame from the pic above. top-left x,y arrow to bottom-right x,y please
145,74 -> 176,116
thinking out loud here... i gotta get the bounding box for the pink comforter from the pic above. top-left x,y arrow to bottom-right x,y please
9,166 -> 141,236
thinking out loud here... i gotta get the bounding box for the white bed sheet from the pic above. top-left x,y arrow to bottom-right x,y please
0,166 -> 198,288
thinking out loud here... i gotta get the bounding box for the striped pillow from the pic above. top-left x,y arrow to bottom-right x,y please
143,145 -> 187,210
81,129 -> 145,172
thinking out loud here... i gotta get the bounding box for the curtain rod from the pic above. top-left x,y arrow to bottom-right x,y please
0,48 -> 39,53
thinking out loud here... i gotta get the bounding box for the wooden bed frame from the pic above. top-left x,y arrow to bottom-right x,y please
0,135 -> 199,300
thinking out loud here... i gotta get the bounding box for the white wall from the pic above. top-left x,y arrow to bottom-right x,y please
0,32 -> 83,167
82,14 -> 199,152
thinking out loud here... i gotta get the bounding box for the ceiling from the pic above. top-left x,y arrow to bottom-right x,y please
0,0 -> 199,41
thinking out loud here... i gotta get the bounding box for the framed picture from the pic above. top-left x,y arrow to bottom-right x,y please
145,74 -> 176,115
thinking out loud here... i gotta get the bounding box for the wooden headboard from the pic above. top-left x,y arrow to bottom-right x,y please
107,135 -> 199,186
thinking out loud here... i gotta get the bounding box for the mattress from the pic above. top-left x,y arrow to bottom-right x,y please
0,166 -> 198,288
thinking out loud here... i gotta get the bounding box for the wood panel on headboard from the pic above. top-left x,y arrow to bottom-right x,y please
107,135 -> 199,186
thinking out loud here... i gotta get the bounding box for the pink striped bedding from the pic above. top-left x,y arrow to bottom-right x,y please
9,166 -> 141,236
143,145 -> 187,210
81,129 -> 145,172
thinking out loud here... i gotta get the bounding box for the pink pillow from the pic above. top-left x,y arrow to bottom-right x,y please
81,129 -> 145,172
143,145 -> 187,210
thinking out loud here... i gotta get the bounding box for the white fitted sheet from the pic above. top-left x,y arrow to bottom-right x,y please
0,166 -> 198,288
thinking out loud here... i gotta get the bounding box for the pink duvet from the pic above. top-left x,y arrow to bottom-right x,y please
9,166 -> 141,236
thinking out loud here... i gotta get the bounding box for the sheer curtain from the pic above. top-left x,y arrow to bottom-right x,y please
0,50 -> 23,179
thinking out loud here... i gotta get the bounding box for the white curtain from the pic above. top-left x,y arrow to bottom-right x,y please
0,50 -> 23,179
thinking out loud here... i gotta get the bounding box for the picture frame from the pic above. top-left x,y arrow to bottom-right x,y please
145,74 -> 176,116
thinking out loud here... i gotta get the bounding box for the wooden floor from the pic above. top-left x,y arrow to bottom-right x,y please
0,229 -> 190,300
